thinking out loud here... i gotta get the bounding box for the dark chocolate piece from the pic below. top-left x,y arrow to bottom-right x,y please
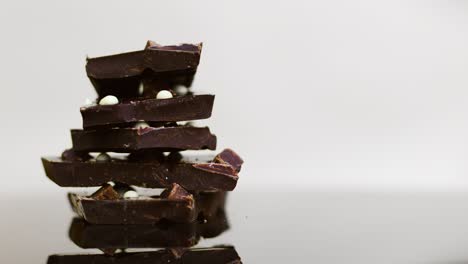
68,208 -> 228,249
47,246 -> 241,264
42,150 -> 240,191
192,163 -> 237,179
71,126 -> 217,152
81,95 -> 215,129
90,184 -> 120,200
161,183 -> 193,201
86,41 -> 202,99
61,149 -> 92,162
68,191 -> 226,224
214,148 -> 244,172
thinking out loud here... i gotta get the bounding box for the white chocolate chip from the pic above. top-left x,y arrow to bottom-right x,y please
174,85 -> 188,95
134,121 -> 149,129
138,83 -> 144,95
99,95 -> 119,105
107,181 -> 116,187
96,152 -> 111,162
123,190 -> 139,199
156,90 -> 173,99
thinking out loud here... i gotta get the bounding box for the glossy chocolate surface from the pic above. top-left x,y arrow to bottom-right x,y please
71,126 -> 217,152
42,149 -> 241,191
68,191 -> 226,224
81,95 -> 214,129
86,42 -> 202,99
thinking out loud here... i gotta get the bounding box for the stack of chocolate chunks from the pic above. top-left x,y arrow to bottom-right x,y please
41,41 -> 244,225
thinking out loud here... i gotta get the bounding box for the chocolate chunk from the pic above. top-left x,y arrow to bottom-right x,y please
160,183 -> 193,202
192,163 -> 237,178
86,41 -> 202,99
68,191 -> 226,224
42,150 -> 239,191
90,184 -> 119,200
214,148 -> 244,172
61,149 -> 92,162
71,126 -> 217,152
80,95 -> 215,129
47,246 -> 241,264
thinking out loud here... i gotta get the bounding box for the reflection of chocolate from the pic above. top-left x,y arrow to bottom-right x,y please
68,191 -> 226,224
69,208 -> 228,249
42,149 -> 241,191
71,126 -> 217,152
81,95 -> 214,129
86,41 -> 202,99
47,246 -> 241,264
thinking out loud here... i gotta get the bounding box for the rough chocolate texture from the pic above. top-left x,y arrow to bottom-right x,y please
192,163 -> 237,179
69,209 -> 228,249
42,150 -> 240,191
90,184 -> 120,200
47,246 -> 241,264
214,148 -> 244,172
86,42 -> 202,99
68,191 -> 226,224
71,126 -> 217,152
161,183 -> 193,201
81,95 -> 214,129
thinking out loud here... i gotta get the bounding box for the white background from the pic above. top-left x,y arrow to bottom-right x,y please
2,0 -> 468,194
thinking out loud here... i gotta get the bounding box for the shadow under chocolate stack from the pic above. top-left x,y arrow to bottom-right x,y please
41,40 -> 244,225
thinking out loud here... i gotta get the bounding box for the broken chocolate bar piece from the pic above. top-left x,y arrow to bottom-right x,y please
161,183 -> 193,201
47,246 -> 241,264
71,126 -> 217,152
69,208 -> 228,249
90,184 -> 120,200
86,41 -> 202,99
81,95 -> 215,129
161,183 -> 194,204
68,191 -> 226,224
192,163 -> 237,181
214,148 -> 244,172
42,149 -> 240,191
